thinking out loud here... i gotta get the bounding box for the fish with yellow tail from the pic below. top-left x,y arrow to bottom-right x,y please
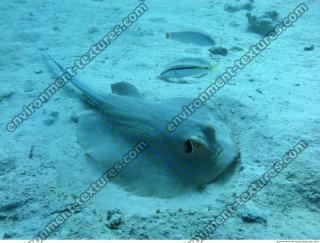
160,63 -> 219,82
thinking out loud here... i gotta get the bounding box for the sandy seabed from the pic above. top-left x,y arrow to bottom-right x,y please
0,0 -> 319,240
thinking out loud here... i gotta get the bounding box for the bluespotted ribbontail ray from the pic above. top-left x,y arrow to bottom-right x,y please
46,52 -> 239,198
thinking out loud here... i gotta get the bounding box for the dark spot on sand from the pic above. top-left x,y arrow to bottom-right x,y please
50,111 -> 59,118
34,70 -> 43,75
70,114 -> 79,123
28,146 -> 34,159
0,91 -> 14,103
44,118 -> 56,126
209,47 -> 228,56
0,201 -> 26,212
304,45 -> 314,51
0,213 -> 7,221
52,26 -> 60,32
0,157 -> 16,176
230,46 -> 244,52
241,213 -> 267,224
88,27 -> 100,35
2,233 -> 12,239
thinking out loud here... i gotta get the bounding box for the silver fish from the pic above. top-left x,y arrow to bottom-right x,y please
160,63 -> 218,80
166,30 -> 215,46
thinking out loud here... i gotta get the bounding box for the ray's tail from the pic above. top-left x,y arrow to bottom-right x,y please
44,50 -> 104,105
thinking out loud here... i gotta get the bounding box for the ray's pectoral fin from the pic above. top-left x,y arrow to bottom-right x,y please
76,111 -> 129,170
111,82 -> 143,98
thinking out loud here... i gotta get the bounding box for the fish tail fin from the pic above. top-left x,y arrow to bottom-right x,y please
165,32 -> 170,39
207,63 -> 219,71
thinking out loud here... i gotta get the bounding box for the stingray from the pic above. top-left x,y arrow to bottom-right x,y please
46,53 -> 239,198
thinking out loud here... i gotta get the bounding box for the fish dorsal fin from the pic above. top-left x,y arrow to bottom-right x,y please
111,82 -> 143,98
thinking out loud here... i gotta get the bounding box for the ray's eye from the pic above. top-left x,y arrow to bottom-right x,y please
185,140 -> 193,154
185,138 -> 204,154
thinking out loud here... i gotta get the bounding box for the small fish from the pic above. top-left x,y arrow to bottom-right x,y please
160,63 -> 218,80
166,30 -> 215,46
